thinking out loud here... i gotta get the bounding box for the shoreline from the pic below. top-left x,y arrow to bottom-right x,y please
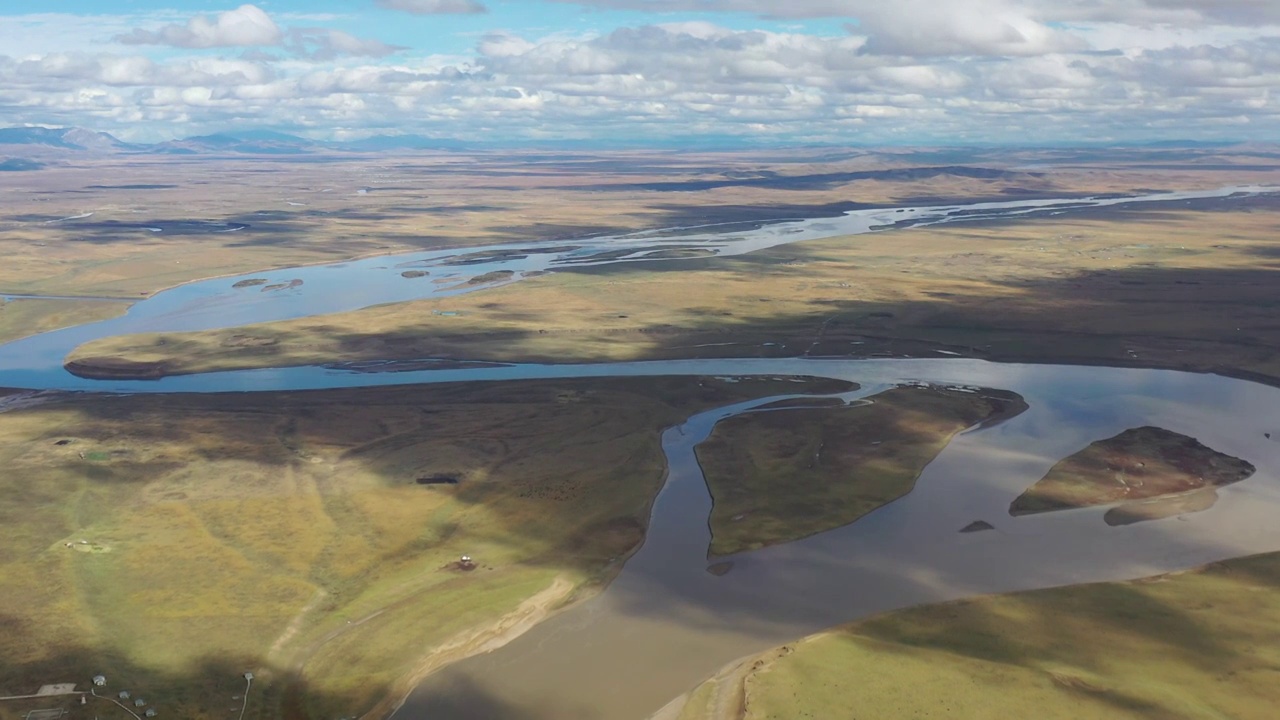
0,182 -> 1228,308
55,345 -> 1280,393
362,575 -> 576,720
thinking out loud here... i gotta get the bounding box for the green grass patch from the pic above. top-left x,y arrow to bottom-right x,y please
681,552 -> 1280,720
0,375 -> 848,719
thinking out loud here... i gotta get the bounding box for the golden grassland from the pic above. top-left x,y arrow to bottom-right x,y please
695,386 -> 1025,556
0,375 -> 849,720
0,151 -> 1058,298
4,151 -> 1271,299
674,551 -> 1280,720
0,298 -> 126,344
67,196 -> 1280,387
1011,426 -> 1256,517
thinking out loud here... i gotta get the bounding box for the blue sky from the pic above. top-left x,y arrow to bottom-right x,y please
0,0 -> 1277,145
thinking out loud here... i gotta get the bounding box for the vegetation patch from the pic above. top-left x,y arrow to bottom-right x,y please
0,298 -> 126,345
1011,426 -> 1254,516
0,375 -> 845,719
677,551 -> 1280,720
466,270 -> 515,285
696,385 -> 1027,556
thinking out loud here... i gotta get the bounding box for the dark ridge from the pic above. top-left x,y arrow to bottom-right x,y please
587,166 -> 1031,193
416,474 -> 461,485
85,184 -> 178,190
0,158 -> 44,171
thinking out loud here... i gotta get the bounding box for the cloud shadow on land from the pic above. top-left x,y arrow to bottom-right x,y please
14,192 -> 1280,718
0,635 -> 355,720
0,375 -> 860,718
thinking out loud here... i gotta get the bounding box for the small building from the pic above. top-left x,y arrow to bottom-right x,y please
145,710 -> 157,718
118,690 -> 130,700
92,676 -> 106,687
134,698 -> 146,707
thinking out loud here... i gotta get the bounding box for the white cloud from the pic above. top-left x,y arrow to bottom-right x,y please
1,3 -> 1278,143
376,0 -> 489,15
286,28 -> 406,59
551,0 -> 1280,26
116,4 -> 282,49
854,0 -> 1088,57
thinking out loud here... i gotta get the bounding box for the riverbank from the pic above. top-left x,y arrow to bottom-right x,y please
668,551 -> 1280,720
0,297 -> 127,345
0,375 -> 847,719
61,194 -> 1280,388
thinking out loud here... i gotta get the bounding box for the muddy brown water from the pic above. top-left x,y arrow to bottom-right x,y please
386,363 -> 1280,720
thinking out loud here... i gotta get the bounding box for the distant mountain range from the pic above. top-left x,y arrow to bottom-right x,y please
0,125 -> 1267,172
0,125 -> 475,163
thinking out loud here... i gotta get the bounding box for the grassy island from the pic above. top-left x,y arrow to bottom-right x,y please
1011,426 -> 1255,518
695,385 -> 1026,556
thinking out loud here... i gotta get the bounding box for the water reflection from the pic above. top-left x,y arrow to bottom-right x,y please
395,362 -> 1280,720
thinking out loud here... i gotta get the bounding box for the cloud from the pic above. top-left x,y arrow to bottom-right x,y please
549,0 -> 1280,27
112,6 -> 401,61
376,0 -> 489,14
5,4 -> 1280,143
285,29 -> 407,60
853,1 -> 1088,57
116,4 -> 282,48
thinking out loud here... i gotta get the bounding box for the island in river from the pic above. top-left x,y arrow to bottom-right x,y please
696,384 -> 1027,556
1011,425 -> 1256,521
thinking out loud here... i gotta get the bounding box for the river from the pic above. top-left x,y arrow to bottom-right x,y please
2,187 -> 1279,719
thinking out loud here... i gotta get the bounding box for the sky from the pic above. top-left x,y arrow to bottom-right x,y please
0,0 -> 1276,145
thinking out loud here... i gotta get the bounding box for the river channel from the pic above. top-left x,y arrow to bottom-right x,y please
3,188 -> 1280,719
0,184 -> 1273,390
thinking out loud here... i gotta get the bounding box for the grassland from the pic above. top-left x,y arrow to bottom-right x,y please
0,375 -> 848,720
673,551 -> 1280,720
1011,426 -> 1256,517
695,386 -> 1026,556
6,147 -> 1275,301
65,195 -> 1280,387
0,297 -> 126,344
0,149 -> 1127,299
